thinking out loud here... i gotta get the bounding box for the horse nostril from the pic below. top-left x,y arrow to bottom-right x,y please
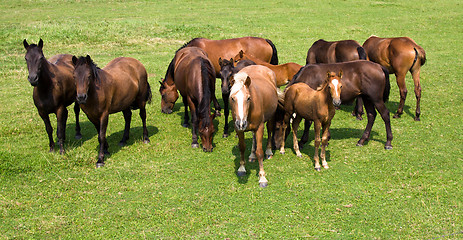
77,94 -> 88,104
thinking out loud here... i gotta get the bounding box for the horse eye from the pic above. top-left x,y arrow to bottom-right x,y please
231,97 -> 235,102
247,97 -> 251,102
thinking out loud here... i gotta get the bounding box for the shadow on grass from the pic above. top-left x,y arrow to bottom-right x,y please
337,100 -> 414,120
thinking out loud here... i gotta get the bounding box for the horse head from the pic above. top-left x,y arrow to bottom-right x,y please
159,78 -> 179,114
199,112 -> 216,152
325,70 -> 343,107
23,39 -> 45,86
218,57 -> 234,95
72,55 -> 97,104
229,71 -> 251,131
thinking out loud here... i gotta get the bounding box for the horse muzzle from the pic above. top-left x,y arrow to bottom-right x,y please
161,107 -> 173,114
333,99 -> 342,108
28,75 -> 39,86
234,119 -> 248,131
76,93 -> 88,104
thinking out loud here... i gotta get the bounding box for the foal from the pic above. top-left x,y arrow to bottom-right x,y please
23,39 -> 81,154
279,71 -> 342,171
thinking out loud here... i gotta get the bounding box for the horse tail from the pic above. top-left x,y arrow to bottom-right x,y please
145,81 -> 152,104
199,57 -> 214,126
276,88 -> 285,108
357,46 -> 367,60
415,45 -> 426,66
381,65 -> 391,103
265,39 -> 279,65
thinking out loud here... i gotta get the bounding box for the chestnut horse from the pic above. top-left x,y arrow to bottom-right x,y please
23,39 -> 81,154
183,37 -> 278,77
279,71 -> 343,171
72,55 -> 151,167
363,36 -> 426,121
218,58 -> 255,137
306,39 -> 367,120
160,47 -> 218,151
229,65 -> 278,187
274,60 -> 393,150
234,50 -> 302,87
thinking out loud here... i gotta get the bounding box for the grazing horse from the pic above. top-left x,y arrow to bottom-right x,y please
23,39 -> 81,154
279,71 -> 343,171
72,55 -> 151,167
363,36 -> 426,121
274,60 -> 393,150
306,39 -> 367,120
229,65 -> 278,187
161,47 -> 217,151
218,57 -> 255,137
234,50 -> 302,87
182,37 -> 278,77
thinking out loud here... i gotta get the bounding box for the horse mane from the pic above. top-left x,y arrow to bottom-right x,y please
176,38 -> 201,53
230,71 -> 248,96
316,76 -> 331,91
76,56 -> 101,84
198,57 -> 214,128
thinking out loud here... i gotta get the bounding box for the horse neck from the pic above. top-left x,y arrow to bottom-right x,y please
317,81 -> 334,105
37,59 -> 55,90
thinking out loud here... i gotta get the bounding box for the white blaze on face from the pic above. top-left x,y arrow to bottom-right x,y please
235,90 -> 246,120
230,71 -> 249,121
331,79 -> 340,97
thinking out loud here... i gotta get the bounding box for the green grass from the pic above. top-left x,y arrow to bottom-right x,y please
1,0 -> 462,239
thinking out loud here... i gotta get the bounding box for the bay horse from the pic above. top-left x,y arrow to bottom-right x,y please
234,50 -> 302,87
363,36 -> 426,121
160,47 -> 217,151
274,60 -> 393,150
218,57 -> 255,137
23,39 -> 82,154
279,71 -> 343,171
229,65 -> 278,187
72,55 -> 151,167
182,37 -> 278,78
306,39 -> 367,120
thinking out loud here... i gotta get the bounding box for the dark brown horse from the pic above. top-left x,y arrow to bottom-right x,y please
229,65 -> 278,187
160,47 -> 218,151
363,36 -> 426,121
279,71 -> 343,171
72,55 -> 151,167
234,50 -> 302,87
218,58 -> 255,137
306,39 -> 367,120
275,60 -> 393,150
23,39 -> 81,154
183,37 -> 278,77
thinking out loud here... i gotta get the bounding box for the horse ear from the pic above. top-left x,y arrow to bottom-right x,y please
38,39 -> 43,49
245,76 -> 251,87
230,76 -> 235,86
218,57 -> 223,67
23,39 -> 29,49
85,55 -> 91,63
326,71 -> 331,78
72,56 -> 78,66
338,69 -> 343,78
239,50 -> 244,58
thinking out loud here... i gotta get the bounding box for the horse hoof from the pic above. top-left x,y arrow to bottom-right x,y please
384,145 -> 393,150
191,143 -> 199,148
248,158 -> 256,163
96,162 -> 105,168
237,171 -> 246,177
75,133 -> 82,140
279,151 -> 285,155
356,143 -> 364,147
356,116 -> 363,121
414,117 -> 421,121
144,139 -> 150,144
297,154 -> 303,158
315,167 -> 321,171
215,111 -> 221,117
323,165 -> 329,169
393,114 -> 401,119
259,182 -> 268,188
266,155 -> 273,160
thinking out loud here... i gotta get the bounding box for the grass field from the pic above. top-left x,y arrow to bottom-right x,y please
1,0 -> 462,238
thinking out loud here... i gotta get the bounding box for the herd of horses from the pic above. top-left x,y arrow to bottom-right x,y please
23,35 -> 426,187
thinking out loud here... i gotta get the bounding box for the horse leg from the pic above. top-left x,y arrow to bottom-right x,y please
255,124 -> 268,188
139,105 -> 150,143
320,121 -> 331,169
182,97 -> 190,128
299,119 -> 312,150
313,120 -> 322,171
222,92 -> 230,138
374,101 -> 393,149
265,119 -> 274,159
279,112 -> 291,154
352,96 -> 364,120
212,92 -> 221,117
96,113 -> 109,168
38,111 -> 55,152
393,71 -> 407,118
357,98 -> 376,147
55,106 -> 68,155
236,131 -> 247,176
74,102 -> 82,139
291,115 -> 303,158
411,68 -> 421,121
248,133 -> 257,162
119,109 -> 132,146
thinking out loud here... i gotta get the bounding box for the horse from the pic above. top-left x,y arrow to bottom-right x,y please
362,36 -> 426,121
229,65 -> 278,187
218,57 -> 255,137
181,37 -> 278,78
23,39 -> 82,154
279,71 -> 343,171
274,60 -> 393,150
306,39 -> 367,120
234,50 -> 302,87
72,55 -> 151,167
160,47 -> 217,151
